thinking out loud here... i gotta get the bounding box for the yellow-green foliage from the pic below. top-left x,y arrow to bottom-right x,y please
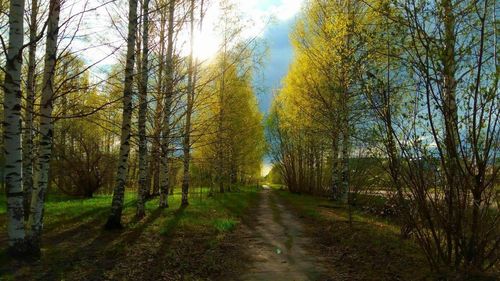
194,51 -> 265,184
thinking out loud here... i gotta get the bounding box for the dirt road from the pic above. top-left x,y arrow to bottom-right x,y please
239,190 -> 330,281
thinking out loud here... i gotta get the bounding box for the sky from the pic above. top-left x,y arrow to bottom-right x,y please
215,0 -> 304,175
256,18 -> 297,113
193,0 -> 303,113
229,0 -> 304,176
70,0 -> 303,114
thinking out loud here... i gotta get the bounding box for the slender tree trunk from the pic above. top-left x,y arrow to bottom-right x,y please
217,38 -> 227,194
23,0 -> 38,222
342,0 -> 353,226
4,0 -> 27,257
381,17 -> 411,237
56,65 -> 68,192
105,0 -> 138,229
181,0 -> 195,206
136,0 -> 150,219
330,133 -> 339,199
159,0 -> 175,208
28,0 -> 61,254
151,4 -> 166,199
340,119 -> 350,222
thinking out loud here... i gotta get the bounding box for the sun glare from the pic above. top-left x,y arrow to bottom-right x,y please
261,163 -> 272,177
192,31 -> 220,61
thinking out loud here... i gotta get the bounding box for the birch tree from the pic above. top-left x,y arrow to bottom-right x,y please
3,0 -> 27,256
22,0 -> 39,220
158,0 -> 175,208
181,0 -> 196,206
105,0 -> 138,229
148,0 -> 167,198
136,0 -> 150,219
387,0 -> 499,273
28,0 -> 61,253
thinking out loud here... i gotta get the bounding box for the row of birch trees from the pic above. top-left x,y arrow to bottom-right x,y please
1,0 -> 265,258
267,0 -> 498,277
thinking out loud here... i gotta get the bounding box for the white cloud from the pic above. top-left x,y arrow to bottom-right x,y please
192,0 -> 304,60
265,0 -> 304,21
69,0 -> 305,70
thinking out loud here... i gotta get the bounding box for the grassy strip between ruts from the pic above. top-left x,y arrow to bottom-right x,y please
274,190 -> 432,281
0,186 -> 260,281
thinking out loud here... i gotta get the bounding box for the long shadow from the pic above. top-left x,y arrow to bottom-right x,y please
45,200 -> 137,244
138,205 -> 187,280
36,225 -> 122,280
121,208 -> 163,244
160,205 -> 187,237
36,200 -> 154,280
44,208 -> 109,244
82,207 -> 165,279
44,206 -> 109,232
0,204 -> 111,246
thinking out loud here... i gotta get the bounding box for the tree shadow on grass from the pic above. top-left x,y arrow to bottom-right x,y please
44,200 -> 137,244
36,202 -> 161,280
44,207 -> 109,244
160,205 -> 187,237
79,208 -> 165,279
138,205 -> 187,280
121,208 -> 164,244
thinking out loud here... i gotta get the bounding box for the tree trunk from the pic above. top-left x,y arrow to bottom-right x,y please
23,0 -> 38,222
105,0 -> 138,229
441,0 -> 461,266
217,37 -> 227,194
151,1 -> 166,199
28,0 -> 61,254
330,133 -> 339,199
159,0 -> 175,208
3,0 -> 27,257
181,0 -> 195,206
340,118 -> 350,221
136,0 -> 150,219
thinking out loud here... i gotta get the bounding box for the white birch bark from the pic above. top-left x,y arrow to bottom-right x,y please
181,0 -> 195,206
159,0 -> 175,208
136,0 -> 150,219
105,0 -> 138,228
28,0 -> 61,252
3,0 -> 27,256
23,0 -> 38,220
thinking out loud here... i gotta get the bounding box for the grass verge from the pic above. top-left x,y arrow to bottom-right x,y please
275,190 -> 431,281
0,187 -> 259,280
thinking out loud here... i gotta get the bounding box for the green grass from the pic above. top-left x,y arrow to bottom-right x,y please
156,188 -> 259,235
0,192 -> 139,233
0,194 -> 5,215
275,190 -> 430,280
213,219 -> 237,232
263,183 -> 286,190
0,187 -> 259,280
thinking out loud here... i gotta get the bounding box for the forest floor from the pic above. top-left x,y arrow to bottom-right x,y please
274,189 -> 432,280
0,187 -> 436,281
0,187 -> 260,280
238,188 -> 433,281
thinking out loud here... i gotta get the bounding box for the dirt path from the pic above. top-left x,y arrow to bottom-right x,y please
239,190 -> 330,281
